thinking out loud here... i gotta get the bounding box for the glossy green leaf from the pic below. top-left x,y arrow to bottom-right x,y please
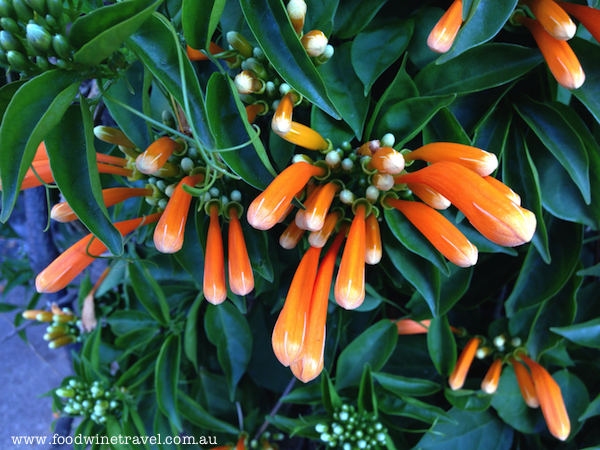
317,42 -> 368,139
155,334 -> 182,431
570,38 -> 600,124
406,7 -> 445,70
445,389 -> 494,411
436,0 -> 519,64
127,14 -> 214,148
304,0 -> 339,36
472,106 -> 512,158
182,0 -> 225,50
266,414 -> 324,439
358,365 -> 377,414
70,0 -> 164,66
269,129 -> 296,172
128,259 -> 171,326
311,105 -> 355,148
505,217 -> 582,315
115,349 -> 159,388
551,317 -> 600,349
514,97 -> 590,204
104,61 -> 152,151
281,383 -> 321,405
106,310 -> 157,336
414,407 -> 513,450
427,315 -> 456,377
373,372 -> 441,397
383,223 -> 441,316
415,44 -> 543,96
44,104 -> 123,256
335,320 -> 398,391
183,292 -> 203,369
239,0 -> 339,118
0,79 -> 26,123
580,393 -> 600,421
206,72 -> 276,190
502,128 -> 549,263
204,302 -> 252,400
242,220 -> 274,282
322,370 -> 342,414
554,370 -> 589,438
0,70 -> 82,222
351,17 -> 413,96
375,94 -> 456,148
178,390 -> 239,435
106,416 -> 128,450
333,0 -> 387,39
423,107 -> 471,145
378,395 -> 455,424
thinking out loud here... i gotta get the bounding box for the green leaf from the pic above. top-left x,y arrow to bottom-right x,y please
513,97 -> 590,204
414,44 -> 543,96
318,42 -> 369,139
107,310 -> 157,336
580,392 -> 600,421
351,17 -> 414,96
128,259 -> 171,326
472,106 -> 512,159
269,129 -> 296,172
333,0 -> 387,39
70,0 -> 164,66
182,0 -> 225,50
554,370 -> 589,439
243,221 -> 273,282
178,390 -> 239,435
127,14 -> 214,148
304,0 -> 339,36
335,320 -> 398,391
0,70 -> 82,222
204,302 -> 252,400
570,38 -> 600,124
183,292 -> 203,369
372,372 -> 441,397
358,365 -> 377,415
406,7 -> 445,70
322,370 -> 342,414
106,416 -> 129,450
115,349 -> 159,388
551,317 -> 600,349
282,383 -> 322,404
311,105 -> 355,150
239,0 -> 339,118
0,79 -> 26,123
378,395 -> 455,424
375,94 -> 456,148
445,389 -> 494,412
414,407 -> 513,450
205,72 -> 276,190
155,334 -> 181,431
423,107 -> 471,145
436,0 -> 519,64
427,315 -> 456,377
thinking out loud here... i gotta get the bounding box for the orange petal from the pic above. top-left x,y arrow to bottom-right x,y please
33,142 -> 48,162
303,182 -> 340,232
245,103 -> 265,124
136,137 -> 182,175
335,204 -> 366,310
35,213 -> 162,293
558,1 -> 600,44
186,42 -> 227,61
408,183 -> 451,209
386,198 -> 478,268
481,358 -> 503,394
204,204 -> 227,304
277,122 -> 329,151
484,176 -> 521,205
404,143 -> 498,177
272,92 -> 295,134
522,0 -> 576,40
365,212 -> 382,265
280,218 -> 305,249
509,357 -> 540,408
395,318 -> 431,335
272,246 -> 321,366
395,161 -> 536,247
95,153 -> 128,167
427,0 -> 463,53
308,210 -> 342,248
154,174 -> 204,253
227,209 -> 254,296
295,184 -> 324,230
448,337 -> 481,390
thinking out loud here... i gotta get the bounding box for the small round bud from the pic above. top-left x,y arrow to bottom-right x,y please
341,158 -> 354,171
27,23 -> 52,52
301,30 -> 328,57
325,150 -> 341,169
476,346 -> 490,359
165,183 -> 177,198
511,337 -> 522,347
341,141 -> 352,151
180,157 -> 194,174
355,430 -> 364,438
357,440 -> 367,449
366,185 -> 379,202
209,187 -> 220,197
156,180 -> 167,192
315,423 -> 328,433
333,425 -> 344,435
0,0 -> 16,19
380,133 -> 395,148
220,195 -> 229,205
279,82 -> 291,96
253,46 -> 264,60
376,433 -> 386,442
35,55 -> 49,70
0,18 -> 20,34
203,192 -> 211,203
56,387 -> 74,398
46,0 -> 63,18
157,198 -> 168,209
24,0 -> 46,15
493,334 -> 506,348
339,189 -> 355,205
372,173 -> 394,191
230,190 -> 242,202
234,70 -> 262,95
226,31 -> 253,58
1,31 -> 24,53
339,411 -> 349,421
55,58 -> 69,69
315,44 -> 334,64
265,81 -> 276,96
13,0 -> 34,22
52,34 -> 72,59
320,433 -> 331,442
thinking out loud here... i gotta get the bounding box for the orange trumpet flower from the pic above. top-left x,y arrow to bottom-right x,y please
558,1 -> 600,43
484,176 -> 521,205
227,208 -> 254,296
277,122 -> 329,151
308,210 -> 342,248
509,357 -> 540,408
186,41 -> 232,61
427,0 -> 463,53
302,182 -> 340,232
408,183 -> 451,209
279,219 -> 305,249
272,92 -> 296,134
154,174 -> 204,254
245,103 -> 265,124
204,203 -> 227,305
272,245 -> 321,366
522,0 -> 576,40
247,161 -> 327,230
386,198 -> 478,268
136,137 -> 183,175
335,204 -> 366,310
448,337 -> 481,390
395,161 -> 536,247
35,213 -> 162,294
395,319 -> 431,335
481,358 -> 503,394
295,184 -> 324,230
94,126 -> 136,148
403,143 -> 498,177
365,212 -> 382,265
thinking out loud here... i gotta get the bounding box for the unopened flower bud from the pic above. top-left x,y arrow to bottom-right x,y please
511,337 -> 522,347
366,185 -> 379,202
287,0 -> 306,34
371,147 -> 405,175
493,334 -> 506,348
339,189 -> 355,205
180,157 -> 194,174
373,173 -> 394,191
230,190 -> 242,202
0,0 -> 16,18
326,150 -> 341,169
48,335 -> 76,348
46,0 -> 62,18
315,423 -> 328,433
245,57 -> 267,79
301,30 -> 328,57
341,158 -> 354,171
25,0 -> 46,15
380,133 -> 395,148
0,17 -> 19,34
314,44 -> 334,65
226,31 -> 253,58
265,81 -> 277,96
12,0 -> 33,22
164,183 -> 177,198
56,387 -> 74,397
234,70 -> 262,95
26,23 -> 52,51
476,346 -> 490,359
51,33 -> 72,59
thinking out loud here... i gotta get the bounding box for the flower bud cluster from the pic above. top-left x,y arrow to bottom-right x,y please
22,305 -> 80,349
56,379 -> 122,424
315,404 -> 388,449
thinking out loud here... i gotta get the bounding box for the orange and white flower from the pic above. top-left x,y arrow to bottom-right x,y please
427,0 -> 463,53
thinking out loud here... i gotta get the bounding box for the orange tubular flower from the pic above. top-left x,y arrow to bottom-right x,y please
136,137 -> 182,175
522,0 -> 576,40
558,1 -> 600,43
427,0 -> 463,53
247,161 -> 327,230
280,219 -> 306,249
521,354 -> 571,441
287,0 -> 307,34
81,266 -> 111,332
448,337 -> 481,390
204,204 -> 227,305
272,246 -> 322,366
228,208 -> 254,296
408,183 -> 451,209
245,103 -> 265,124
295,184 -> 324,229
278,122 -> 330,151
186,42 -> 228,61
484,176 -> 521,205
516,15 -> 585,90
509,357 -> 540,408
291,225 -> 348,382
386,198 -> 478,268
272,92 -> 295,134
395,318 -> 431,335
403,143 -> 498,177
370,147 -> 405,175
301,30 -> 328,57
303,182 -> 341,232
33,142 -> 49,162
365,212 -> 382,265
395,161 -> 536,247
35,213 -> 162,294
154,174 -> 204,254
52,187 -> 153,223
308,210 -> 341,248
93,126 -> 136,149
481,358 -> 503,394
335,204 -> 366,310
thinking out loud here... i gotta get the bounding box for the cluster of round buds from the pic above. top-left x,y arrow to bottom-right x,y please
22,304 -> 80,349
315,404 -> 388,449
56,379 -> 122,424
